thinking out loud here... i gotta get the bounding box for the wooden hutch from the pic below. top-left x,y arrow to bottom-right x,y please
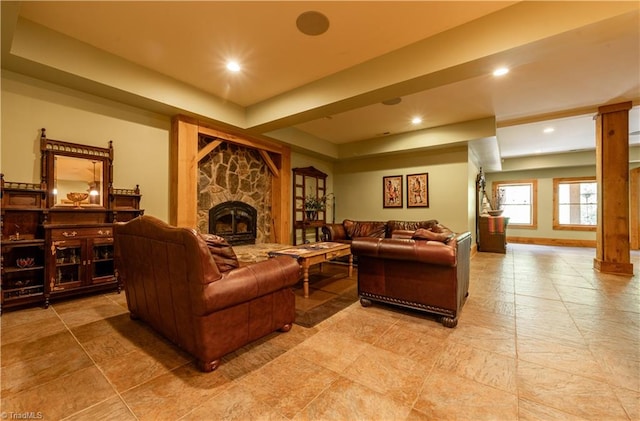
292,166 -> 327,245
0,129 -> 143,311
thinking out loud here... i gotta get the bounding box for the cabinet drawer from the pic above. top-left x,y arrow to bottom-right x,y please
50,227 -> 113,240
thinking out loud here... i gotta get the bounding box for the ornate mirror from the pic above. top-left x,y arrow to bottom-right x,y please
40,128 -> 113,208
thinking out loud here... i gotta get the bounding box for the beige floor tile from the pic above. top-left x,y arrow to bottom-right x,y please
514,294 -> 568,315
294,329 -> 370,373
342,342 -> 430,405
98,345 -> 191,392
0,305 -> 58,330
219,337 -> 289,380
1,329 -> 78,367
52,298 -> 129,329
70,312 -> 134,343
122,364 -> 232,420
1,366 -> 116,420
514,281 -> 562,301
414,367 -> 518,420
64,396 -> 138,421
373,322 -> 447,367
517,360 -> 629,420
458,302 -> 516,332
318,304 -> 399,344
434,341 -> 517,394
1,244 -> 637,421
553,284 -> 608,306
2,341 -> 94,396
564,301 -> 639,327
460,294 -> 515,318
182,382 -> 288,421
613,386 -> 640,421
518,398 -> 590,421
0,312 -> 67,345
263,323 -> 319,351
292,376 -> 411,421
516,334 -> 607,382
239,352 -> 339,419
588,345 -> 640,392
448,322 -> 516,358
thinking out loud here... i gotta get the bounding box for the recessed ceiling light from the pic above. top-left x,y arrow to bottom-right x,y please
226,61 -> 241,72
493,67 -> 509,77
296,11 -> 330,36
543,127 -> 555,133
411,117 -> 422,125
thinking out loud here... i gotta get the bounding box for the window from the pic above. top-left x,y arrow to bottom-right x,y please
492,180 -> 537,229
553,177 -> 597,231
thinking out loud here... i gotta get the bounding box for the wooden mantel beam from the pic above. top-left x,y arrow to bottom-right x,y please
170,115 -> 291,244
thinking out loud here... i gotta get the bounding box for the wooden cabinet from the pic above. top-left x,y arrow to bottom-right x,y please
292,166 -> 327,245
1,179 -> 47,311
1,239 -> 46,309
45,221 -> 118,306
0,128 -> 143,311
478,216 -> 509,254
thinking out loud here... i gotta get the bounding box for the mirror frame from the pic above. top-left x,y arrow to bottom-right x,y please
40,128 -> 113,209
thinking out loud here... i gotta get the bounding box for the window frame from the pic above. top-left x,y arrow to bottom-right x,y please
553,176 -> 597,231
492,179 -> 538,229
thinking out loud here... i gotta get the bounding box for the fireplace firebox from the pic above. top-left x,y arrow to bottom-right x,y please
209,201 -> 257,245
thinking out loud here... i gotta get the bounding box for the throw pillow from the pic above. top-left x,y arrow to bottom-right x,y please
412,228 -> 454,243
200,233 -> 239,273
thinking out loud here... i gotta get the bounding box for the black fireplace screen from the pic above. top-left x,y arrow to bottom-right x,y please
209,201 -> 257,245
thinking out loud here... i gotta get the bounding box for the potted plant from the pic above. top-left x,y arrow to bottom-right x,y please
304,195 -> 326,220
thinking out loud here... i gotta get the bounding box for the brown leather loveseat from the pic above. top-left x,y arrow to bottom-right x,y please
113,215 -> 301,372
322,219 -> 443,243
351,224 -> 471,328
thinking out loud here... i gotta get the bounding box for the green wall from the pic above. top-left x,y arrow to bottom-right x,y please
1,70 -> 171,222
333,146 -> 472,235
485,165 -> 599,241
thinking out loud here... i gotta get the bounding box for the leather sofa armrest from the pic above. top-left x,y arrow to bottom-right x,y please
322,223 -> 347,241
201,255 -> 301,314
351,237 -> 457,266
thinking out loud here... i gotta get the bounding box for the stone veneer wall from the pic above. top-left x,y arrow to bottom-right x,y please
197,140 -> 273,243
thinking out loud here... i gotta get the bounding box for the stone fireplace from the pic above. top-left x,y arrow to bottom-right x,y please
197,139 -> 273,244
209,201 -> 257,245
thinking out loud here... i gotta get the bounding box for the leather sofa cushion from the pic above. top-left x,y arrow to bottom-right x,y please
343,219 -> 387,239
412,228 -> 454,243
386,219 -> 438,235
200,233 -> 239,273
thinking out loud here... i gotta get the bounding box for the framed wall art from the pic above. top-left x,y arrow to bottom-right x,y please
383,175 -> 403,208
407,173 -> 429,208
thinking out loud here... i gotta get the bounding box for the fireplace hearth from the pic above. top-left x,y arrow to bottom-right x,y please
209,201 -> 257,245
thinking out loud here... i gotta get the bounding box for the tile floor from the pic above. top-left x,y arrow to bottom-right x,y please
1,244 -> 638,420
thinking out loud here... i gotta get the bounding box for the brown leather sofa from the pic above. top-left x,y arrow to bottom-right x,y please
322,219 -> 442,243
113,215 -> 301,372
351,228 -> 471,328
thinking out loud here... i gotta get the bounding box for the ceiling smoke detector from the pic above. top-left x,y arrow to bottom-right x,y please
296,11 -> 330,36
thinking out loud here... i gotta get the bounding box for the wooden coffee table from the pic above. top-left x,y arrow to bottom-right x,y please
268,242 -> 352,298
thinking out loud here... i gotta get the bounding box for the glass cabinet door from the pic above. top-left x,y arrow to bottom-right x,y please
91,239 -> 114,283
52,242 -> 83,290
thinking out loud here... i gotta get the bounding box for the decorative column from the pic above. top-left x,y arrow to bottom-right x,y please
593,101 -> 633,275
